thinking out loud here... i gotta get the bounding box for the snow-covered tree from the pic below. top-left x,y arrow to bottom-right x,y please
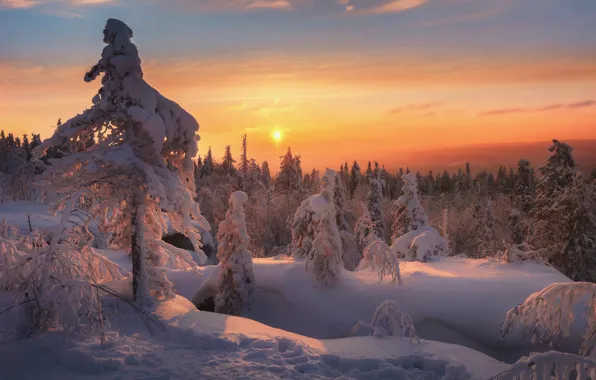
214,191 -> 256,316
515,159 -> 536,212
501,282 -> 596,358
354,203 -> 377,249
531,140 -> 596,282
476,200 -> 498,258
275,147 -> 302,194
367,175 -> 385,242
261,161 -> 271,188
391,172 -> 429,243
349,161 -> 361,197
32,19 -> 207,303
221,145 -> 236,175
306,210 -> 343,286
356,238 -> 401,285
291,168 -> 337,260
351,301 -> 418,342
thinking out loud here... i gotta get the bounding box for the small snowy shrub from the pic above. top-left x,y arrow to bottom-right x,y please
0,220 -> 127,335
214,191 -> 256,316
356,239 -> 402,285
391,227 -> 448,262
350,301 -> 419,342
501,282 -> 596,357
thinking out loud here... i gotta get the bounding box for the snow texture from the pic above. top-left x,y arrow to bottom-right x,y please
391,226 -> 448,262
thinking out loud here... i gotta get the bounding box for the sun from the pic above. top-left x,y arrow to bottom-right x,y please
272,129 -> 282,144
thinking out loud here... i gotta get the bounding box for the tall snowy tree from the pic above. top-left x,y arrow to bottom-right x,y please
239,134 -> 248,178
514,159 -> 536,212
391,172 -> 429,243
276,147 -> 302,194
531,140 -> 596,282
215,191 -> 256,316
261,161 -> 271,187
367,174 -> 385,242
349,161 -> 361,197
222,145 -> 236,175
306,210 -> 343,286
32,19 -> 207,302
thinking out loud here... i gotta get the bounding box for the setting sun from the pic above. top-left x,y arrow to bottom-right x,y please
272,129 -> 283,144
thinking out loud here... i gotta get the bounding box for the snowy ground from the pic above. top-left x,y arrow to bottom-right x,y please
0,201 -> 576,379
193,256 -> 572,363
0,294 -> 507,380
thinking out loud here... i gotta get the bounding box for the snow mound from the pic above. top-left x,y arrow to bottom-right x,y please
191,256 -> 571,363
391,226 -> 448,262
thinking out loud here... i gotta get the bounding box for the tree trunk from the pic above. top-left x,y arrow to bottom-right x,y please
131,190 -> 143,301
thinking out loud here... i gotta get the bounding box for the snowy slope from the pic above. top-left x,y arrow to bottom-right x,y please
0,293 -> 506,379
192,256 -> 571,362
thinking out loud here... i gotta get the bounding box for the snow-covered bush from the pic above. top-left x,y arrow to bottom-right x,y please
391,226 -> 447,262
0,217 -> 127,335
356,239 -> 402,285
350,301 -> 419,342
502,243 -> 549,264
214,191 -> 256,316
497,351 -> 596,380
391,172 -> 428,242
501,282 -> 596,357
32,19 -> 209,302
291,169 -> 337,260
306,210 -> 343,286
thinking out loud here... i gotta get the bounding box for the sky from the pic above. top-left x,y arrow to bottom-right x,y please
1,0 -> 595,171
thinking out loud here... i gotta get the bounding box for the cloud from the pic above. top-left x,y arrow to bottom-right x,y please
389,102 -> 442,114
246,0 -> 292,10
0,0 -> 36,8
480,100 -> 596,116
366,0 -> 427,14
479,108 -> 527,116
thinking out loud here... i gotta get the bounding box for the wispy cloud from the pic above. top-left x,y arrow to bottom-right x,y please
480,100 -> 596,116
389,102 -> 442,114
0,0 -> 113,7
366,0 -> 427,14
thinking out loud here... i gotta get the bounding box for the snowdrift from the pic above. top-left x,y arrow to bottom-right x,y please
192,256 -> 571,362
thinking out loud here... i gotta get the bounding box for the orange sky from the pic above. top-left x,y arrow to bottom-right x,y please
2,52 -> 595,171
1,0 -> 596,172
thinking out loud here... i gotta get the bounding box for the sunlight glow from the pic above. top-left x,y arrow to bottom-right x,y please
272,129 -> 283,144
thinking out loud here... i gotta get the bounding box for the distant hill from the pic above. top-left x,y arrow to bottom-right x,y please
382,140 -> 596,175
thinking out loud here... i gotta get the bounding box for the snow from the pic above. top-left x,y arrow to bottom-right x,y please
391,225 -> 448,262
0,294 -> 506,380
192,256 -> 571,363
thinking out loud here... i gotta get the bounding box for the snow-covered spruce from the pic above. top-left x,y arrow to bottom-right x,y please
496,351 -> 596,380
350,301 -> 419,342
291,168 -> 337,260
530,140 -> 596,282
32,19 -> 209,302
306,210 -> 343,286
214,191 -> 256,316
366,175 -> 385,242
501,282 -> 596,357
391,226 -> 448,262
391,172 -> 429,243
